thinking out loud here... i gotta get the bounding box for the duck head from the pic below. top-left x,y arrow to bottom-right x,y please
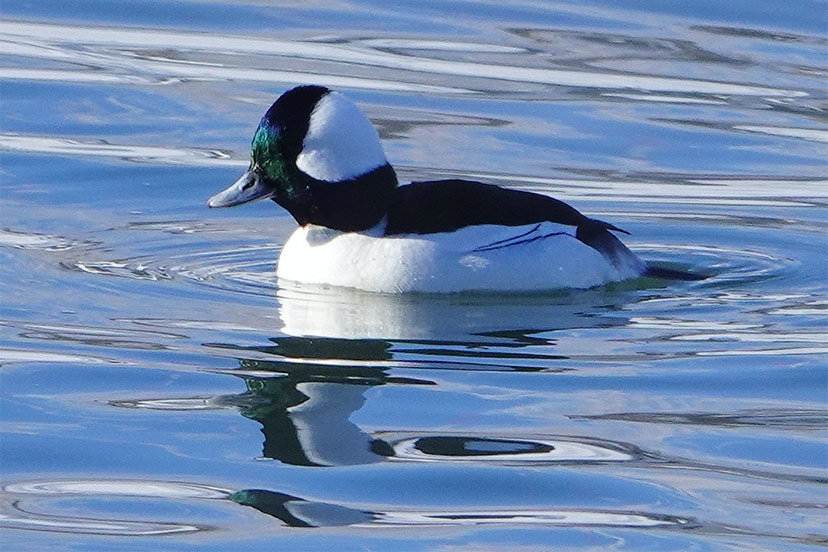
209,85 -> 398,231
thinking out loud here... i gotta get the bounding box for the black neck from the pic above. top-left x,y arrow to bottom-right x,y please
274,164 -> 398,232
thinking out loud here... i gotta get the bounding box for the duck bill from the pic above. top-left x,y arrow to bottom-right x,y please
208,170 -> 273,208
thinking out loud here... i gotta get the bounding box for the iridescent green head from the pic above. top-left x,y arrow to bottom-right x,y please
250,121 -> 288,184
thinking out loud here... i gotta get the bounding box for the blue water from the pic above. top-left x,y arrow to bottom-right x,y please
1,1 -> 827,550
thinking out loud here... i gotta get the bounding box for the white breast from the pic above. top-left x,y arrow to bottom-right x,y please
276,222 -> 645,293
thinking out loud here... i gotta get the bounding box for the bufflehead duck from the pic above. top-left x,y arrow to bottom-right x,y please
209,85 -> 696,293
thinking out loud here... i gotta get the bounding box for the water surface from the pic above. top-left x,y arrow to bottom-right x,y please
1,1 -> 827,550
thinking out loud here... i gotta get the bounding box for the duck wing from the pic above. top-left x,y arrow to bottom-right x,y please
385,179 -> 627,236
384,179 -> 645,274
390,177 -> 630,236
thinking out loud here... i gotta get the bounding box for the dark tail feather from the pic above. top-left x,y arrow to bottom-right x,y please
644,265 -> 705,281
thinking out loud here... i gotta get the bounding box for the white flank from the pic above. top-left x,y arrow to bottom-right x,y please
295,92 -> 388,182
276,222 -> 644,293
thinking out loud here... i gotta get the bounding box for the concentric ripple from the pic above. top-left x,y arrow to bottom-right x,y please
0,229 -> 98,251
167,244 -> 279,294
637,243 -> 795,286
0,512 -> 203,536
4,480 -> 231,499
55,227 -> 280,296
1,479 -> 231,536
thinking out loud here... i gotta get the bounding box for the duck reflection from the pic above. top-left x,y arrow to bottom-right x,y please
230,489 -> 377,527
229,488 -> 691,530
276,282 -> 632,341
220,350 -> 433,467
203,285 -> 639,468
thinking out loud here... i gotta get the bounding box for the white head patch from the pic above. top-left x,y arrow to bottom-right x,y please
295,92 -> 388,183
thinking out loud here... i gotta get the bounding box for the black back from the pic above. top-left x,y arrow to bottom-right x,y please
385,179 -> 626,237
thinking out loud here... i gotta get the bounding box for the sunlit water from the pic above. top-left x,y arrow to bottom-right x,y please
1,1 -> 826,550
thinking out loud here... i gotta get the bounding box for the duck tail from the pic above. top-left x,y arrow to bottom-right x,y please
644,265 -> 705,281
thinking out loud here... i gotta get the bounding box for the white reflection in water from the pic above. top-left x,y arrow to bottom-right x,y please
697,346 -> 828,357
1,479 -> 231,536
0,348 -> 116,364
0,21 -> 809,97
0,134 -> 243,167
0,68 -> 151,85
601,92 -> 728,105
0,229 -> 90,251
387,436 -> 634,463
767,301 -> 828,316
472,173 -> 828,205
0,513 -> 201,536
0,22 -> 469,93
1,478 -> 691,534
234,490 -> 694,529
112,397 -> 220,410
5,479 -> 231,499
734,125 -> 828,143
276,283 -> 627,341
366,509 -> 688,528
359,39 -> 527,53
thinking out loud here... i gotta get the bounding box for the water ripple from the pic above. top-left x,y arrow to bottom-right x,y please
230,489 -> 695,529
2,479 -> 229,536
363,509 -> 692,528
0,477 -> 693,535
168,245 -> 278,293
110,397 -> 227,411
459,171 -> 828,206
0,20 -> 814,98
61,258 -> 174,281
577,409 -> 828,431
0,348 -> 117,365
5,480 -> 231,500
0,510 -> 203,536
0,229 -> 97,251
57,245 -> 278,293
0,134 -> 244,167
3,320 -> 186,350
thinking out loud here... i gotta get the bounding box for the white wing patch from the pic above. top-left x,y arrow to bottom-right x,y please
295,92 -> 388,182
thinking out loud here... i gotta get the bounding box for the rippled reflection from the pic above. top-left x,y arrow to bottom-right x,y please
114,355 -> 434,466
0,229 -> 98,251
579,408 -> 828,430
4,480 -> 231,499
0,512 -> 203,536
376,434 -> 641,464
1,477 -> 694,534
0,20 -> 814,97
112,353 -> 653,467
275,283 -> 635,342
231,489 -> 694,529
0,134 -> 243,167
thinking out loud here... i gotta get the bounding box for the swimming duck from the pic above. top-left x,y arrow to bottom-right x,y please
209,85 -> 692,293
